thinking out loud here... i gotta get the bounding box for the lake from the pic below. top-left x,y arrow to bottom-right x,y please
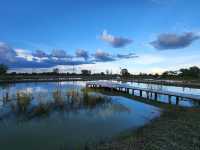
0,80 -> 199,149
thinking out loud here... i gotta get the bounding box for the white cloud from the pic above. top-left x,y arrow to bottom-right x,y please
15,49 -> 35,61
100,30 -> 133,48
0,42 -> 17,62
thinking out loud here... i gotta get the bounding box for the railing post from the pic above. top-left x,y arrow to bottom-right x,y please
154,93 -> 157,101
176,96 -> 180,105
146,91 -> 149,99
132,89 -> 135,96
168,95 -> 172,104
127,88 -> 129,94
140,90 -> 142,97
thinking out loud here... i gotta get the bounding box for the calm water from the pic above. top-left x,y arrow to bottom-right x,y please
0,81 -> 160,150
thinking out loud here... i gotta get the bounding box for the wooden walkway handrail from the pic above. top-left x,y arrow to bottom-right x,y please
86,81 -> 200,102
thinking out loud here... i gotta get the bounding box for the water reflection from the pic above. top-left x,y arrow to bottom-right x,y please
123,81 -> 200,107
0,81 -> 160,149
0,88 -> 125,121
125,81 -> 200,95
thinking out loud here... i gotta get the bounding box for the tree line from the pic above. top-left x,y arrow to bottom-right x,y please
0,64 -> 200,79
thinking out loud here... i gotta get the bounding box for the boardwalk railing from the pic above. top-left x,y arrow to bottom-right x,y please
86,81 -> 200,105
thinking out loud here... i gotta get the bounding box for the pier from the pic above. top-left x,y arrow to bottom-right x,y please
86,81 -> 200,105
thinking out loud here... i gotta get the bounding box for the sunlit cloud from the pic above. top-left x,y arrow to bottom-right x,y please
100,30 -> 133,48
0,42 -> 138,70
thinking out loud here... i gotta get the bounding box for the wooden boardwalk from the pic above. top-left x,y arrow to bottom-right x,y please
86,81 -> 200,105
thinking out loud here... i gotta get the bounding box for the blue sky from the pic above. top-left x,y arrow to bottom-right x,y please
0,0 -> 200,74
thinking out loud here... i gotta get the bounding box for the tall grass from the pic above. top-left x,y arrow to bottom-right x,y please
16,92 -> 32,112
0,88 -> 111,120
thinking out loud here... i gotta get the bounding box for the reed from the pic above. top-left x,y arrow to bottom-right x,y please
16,91 -> 32,112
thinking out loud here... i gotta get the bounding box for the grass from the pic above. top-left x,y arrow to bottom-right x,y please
95,108 -> 200,150
32,102 -> 51,117
86,88 -> 200,150
16,92 -> 32,112
82,89 -> 110,108
0,88 -> 111,120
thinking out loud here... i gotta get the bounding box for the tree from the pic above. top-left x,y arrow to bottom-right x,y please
81,70 -> 91,75
161,71 -> 178,78
100,72 -> 105,76
121,69 -> 129,76
106,70 -> 109,75
0,64 -> 8,75
53,68 -> 59,74
179,66 -> 200,78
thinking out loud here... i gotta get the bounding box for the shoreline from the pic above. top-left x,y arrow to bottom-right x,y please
95,107 -> 200,150
122,78 -> 200,89
1,76 -> 200,88
88,89 -> 200,150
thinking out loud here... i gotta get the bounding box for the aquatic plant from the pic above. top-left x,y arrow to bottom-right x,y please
66,90 -> 82,105
0,88 -> 112,121
83,89 -> 89,101
82,89 -> 111,108
2,91 -> 10,103
32,102 -> 51,117
16,92 -> 32,112
53,90 -> 65,108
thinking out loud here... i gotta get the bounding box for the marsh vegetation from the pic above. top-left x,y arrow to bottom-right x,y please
0,87 -> 112,121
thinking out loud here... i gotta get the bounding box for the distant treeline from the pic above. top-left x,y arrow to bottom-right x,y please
0,64 -> 200,80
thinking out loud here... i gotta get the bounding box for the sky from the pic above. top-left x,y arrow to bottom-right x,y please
0,0 -> 200,74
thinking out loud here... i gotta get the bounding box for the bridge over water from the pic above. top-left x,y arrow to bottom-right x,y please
86,81 -> 200,105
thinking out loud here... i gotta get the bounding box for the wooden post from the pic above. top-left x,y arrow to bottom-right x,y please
140,90 -> 142,97
154,93 -> 157,101
132,89 -> 135,96
176,96 -> 180,105
127,88 -> 129,94
168,95 -> 172,104
146,91 -> 149,99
